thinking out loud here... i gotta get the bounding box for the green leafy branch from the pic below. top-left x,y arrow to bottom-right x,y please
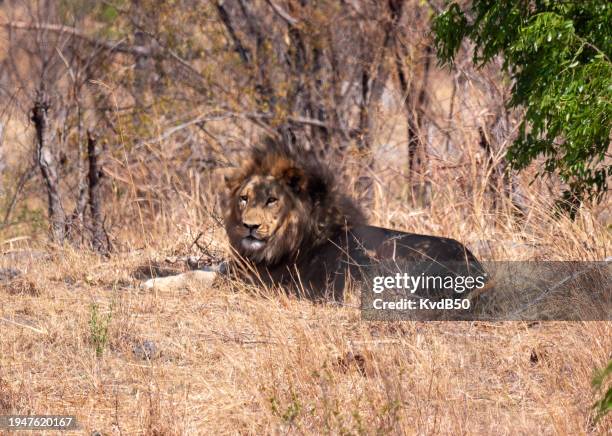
432,1 -> 611,213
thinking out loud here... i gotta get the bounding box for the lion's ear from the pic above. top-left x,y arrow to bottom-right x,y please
220,167 -> 240,190
282,167 -> 306,193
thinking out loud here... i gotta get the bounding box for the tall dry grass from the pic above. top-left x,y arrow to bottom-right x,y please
0,245 -> 610,434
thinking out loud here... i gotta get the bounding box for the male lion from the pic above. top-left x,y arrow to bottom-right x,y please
144,138 -> 483,302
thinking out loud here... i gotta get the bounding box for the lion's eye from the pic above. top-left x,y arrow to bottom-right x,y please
266,197 -> 277,206
239,195 -> 248,204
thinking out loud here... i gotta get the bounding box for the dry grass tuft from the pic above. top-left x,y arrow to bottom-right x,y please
0,275 -> 40,296
0,376 -> 18,413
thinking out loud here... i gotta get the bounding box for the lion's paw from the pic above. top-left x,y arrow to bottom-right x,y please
140,270 -> 217,291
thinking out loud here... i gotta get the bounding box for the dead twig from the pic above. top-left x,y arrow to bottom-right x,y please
0,317 -> 48,335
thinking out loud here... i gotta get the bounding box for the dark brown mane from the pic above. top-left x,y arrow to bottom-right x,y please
223,136 -> 366,263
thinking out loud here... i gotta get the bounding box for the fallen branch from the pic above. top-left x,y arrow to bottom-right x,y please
0,317 -> 48,335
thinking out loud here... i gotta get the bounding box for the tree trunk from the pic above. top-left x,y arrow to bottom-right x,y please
31,91 -> 65,243
87,131 -> 108,253
0,122 -> 5,196
396,41 -> 432,206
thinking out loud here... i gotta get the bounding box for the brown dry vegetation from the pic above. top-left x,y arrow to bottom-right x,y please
0,163 -> 610,434
0,0 -> 611,434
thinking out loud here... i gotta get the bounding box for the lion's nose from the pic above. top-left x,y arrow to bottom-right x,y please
243,222 -> 260,231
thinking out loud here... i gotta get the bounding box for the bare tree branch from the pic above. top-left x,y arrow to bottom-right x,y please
1,21 -> 152,56
215,2 -> 251,64
264,0 -> 298,26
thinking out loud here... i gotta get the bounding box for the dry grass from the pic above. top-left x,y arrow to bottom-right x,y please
1,189 -> 610,435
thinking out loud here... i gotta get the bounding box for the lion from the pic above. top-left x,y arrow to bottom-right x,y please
144,137 -> 484,303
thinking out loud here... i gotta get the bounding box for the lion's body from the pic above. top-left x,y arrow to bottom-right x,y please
143,138 -> 483,299
220,138 -> 483,301
226,224 -> 481,301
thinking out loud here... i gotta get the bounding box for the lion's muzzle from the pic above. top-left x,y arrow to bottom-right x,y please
240,221 -> 268,251
241,235 -> 266,251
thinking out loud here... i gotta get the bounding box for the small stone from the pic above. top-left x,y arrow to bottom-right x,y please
132,340 -> 159,360
0,268 -> 21,282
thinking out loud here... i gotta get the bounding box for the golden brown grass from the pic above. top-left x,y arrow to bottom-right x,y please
1,187 -> 610,435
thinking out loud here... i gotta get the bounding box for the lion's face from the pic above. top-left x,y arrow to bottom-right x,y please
222,139 -> 364,267
224,173 -> 309,265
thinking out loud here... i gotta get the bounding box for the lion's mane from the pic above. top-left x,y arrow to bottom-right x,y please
223,138 -> 366,265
